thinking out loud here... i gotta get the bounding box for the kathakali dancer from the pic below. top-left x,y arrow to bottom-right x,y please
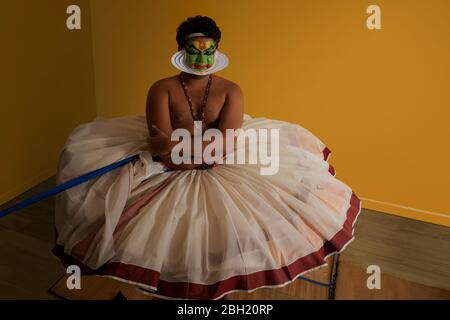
53,15 -> 361,299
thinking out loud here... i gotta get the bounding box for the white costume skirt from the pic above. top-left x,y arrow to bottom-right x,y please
53,113 -> 361,299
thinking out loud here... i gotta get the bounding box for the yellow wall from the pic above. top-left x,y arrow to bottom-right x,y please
1,1 -> 449,227
89,0 -> 450,226
0,1 -> 96,205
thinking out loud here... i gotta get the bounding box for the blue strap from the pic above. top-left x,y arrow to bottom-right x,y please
0,154 -> 141,218
297,276 -> 331,288
0,154 -> 335,289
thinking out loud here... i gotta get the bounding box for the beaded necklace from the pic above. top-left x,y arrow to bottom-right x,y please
178,72 -> 212,129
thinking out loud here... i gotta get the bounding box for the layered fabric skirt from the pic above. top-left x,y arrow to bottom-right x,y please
53,113 -> 361,299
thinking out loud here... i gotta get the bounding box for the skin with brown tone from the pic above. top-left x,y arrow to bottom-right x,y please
146,41 -> 244,170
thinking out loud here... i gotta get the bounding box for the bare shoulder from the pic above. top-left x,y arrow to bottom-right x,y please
146,78 -> 175,112
147,76 -> 173,93
215,76 -> 244,118
148,74 -> 242,97
146,77 -> 179,106
213,75 -> 243,97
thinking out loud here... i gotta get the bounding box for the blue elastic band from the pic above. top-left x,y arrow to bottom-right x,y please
0,155 -> 333,288
296,276 -> 331,288
0,154 -> 141,218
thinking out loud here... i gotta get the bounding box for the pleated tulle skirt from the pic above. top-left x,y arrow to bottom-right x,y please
53,113 -> 361,299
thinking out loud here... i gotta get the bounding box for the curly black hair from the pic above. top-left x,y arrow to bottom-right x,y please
176,15 -> 222,51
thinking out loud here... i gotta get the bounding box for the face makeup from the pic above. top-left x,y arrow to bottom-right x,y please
183,37 -> 217,72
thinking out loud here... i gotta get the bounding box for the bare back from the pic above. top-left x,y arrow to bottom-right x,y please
146,73 -> 243,137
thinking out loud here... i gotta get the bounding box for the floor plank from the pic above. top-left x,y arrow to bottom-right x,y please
0,176 -> 449,299
342,209 -> 450,291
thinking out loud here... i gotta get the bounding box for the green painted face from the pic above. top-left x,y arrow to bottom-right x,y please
184,37 -> 217,71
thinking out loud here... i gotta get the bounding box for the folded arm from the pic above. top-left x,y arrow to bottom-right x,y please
181,82 -> 244,164
146,80 -> 244,170
146,80 -> 201,170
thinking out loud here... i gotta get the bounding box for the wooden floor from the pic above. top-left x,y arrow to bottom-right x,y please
0,176 -> 449,299
0,177 -> 62,299
341,206 -> 450,292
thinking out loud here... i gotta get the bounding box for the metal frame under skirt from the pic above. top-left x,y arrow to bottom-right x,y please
1,155 -> 342,301
296,253 -> 340,300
